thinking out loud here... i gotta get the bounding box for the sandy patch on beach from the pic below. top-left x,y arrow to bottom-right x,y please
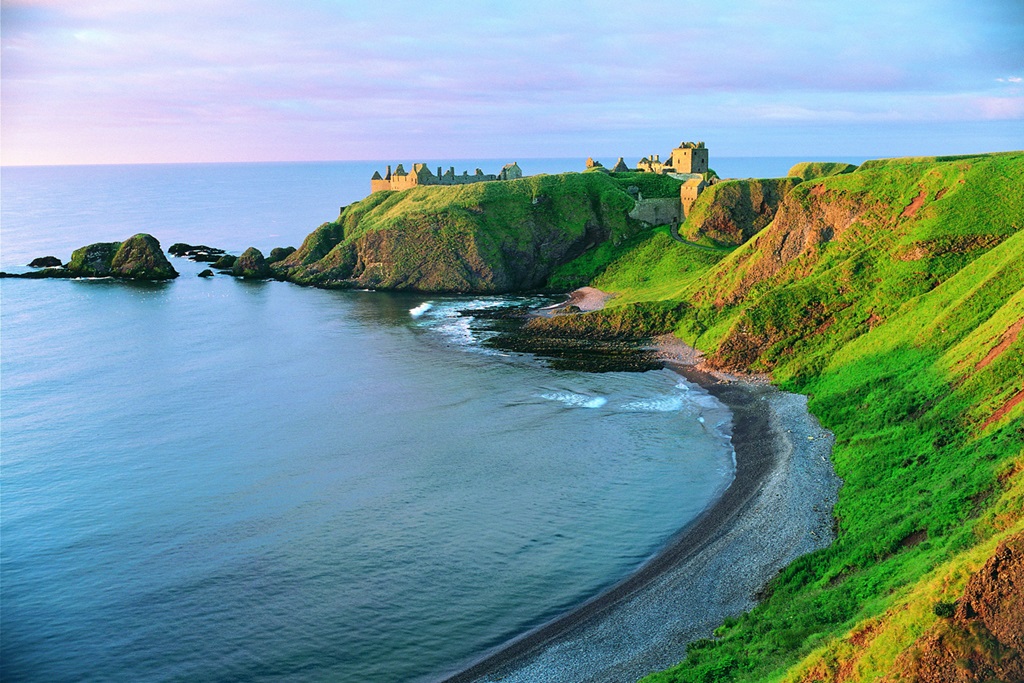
539,287 -> 615,315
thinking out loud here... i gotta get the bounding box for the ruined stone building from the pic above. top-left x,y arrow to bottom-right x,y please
636,141 -> 708,175
591,140 -> 713,220
371,162 -> 522,193
641,141 -> 711,217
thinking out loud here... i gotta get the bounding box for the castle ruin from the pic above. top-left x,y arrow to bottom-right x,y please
371,162 -> 523,193
587,141 -> 712,218
636,141 -> 708,175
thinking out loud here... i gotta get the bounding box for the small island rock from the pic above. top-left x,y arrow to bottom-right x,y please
28,256 -> 63,268
109,234 -> 179,280
169,243 -> 226,259
198,269 -> 214,278
67,241 -> 122,276
231,247 -> 271,279
64,234 -> 178,279
211,254 -> 237,269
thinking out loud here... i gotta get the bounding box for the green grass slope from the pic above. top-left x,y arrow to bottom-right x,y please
558,152 -> 1023,682
273,172 -> 640,292
787,161 -> 858,181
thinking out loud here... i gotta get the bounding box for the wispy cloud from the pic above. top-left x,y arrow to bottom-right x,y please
2,0 -> 1022,164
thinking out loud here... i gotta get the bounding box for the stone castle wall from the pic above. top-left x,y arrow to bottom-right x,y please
629,197 -> 682,226
371,162 -> 521,193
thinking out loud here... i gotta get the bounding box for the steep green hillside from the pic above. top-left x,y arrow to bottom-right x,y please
680,178 -> 801,247
570,152 -> 1024,682
273,172 -> 639,292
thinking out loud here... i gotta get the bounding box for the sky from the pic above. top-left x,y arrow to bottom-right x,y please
1,0 -> 1022,165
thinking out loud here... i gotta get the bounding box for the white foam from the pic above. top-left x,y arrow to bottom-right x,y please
409,302 -> 432,318
621,395 -> 686,412
539,392 -> 608,409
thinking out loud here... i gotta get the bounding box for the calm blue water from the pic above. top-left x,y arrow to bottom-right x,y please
0,160 -> 744,682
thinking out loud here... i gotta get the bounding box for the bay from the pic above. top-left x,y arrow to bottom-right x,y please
0,159 -> 746,682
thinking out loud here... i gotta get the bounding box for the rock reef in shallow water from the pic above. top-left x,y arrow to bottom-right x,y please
2,234 -> 178,280
211,254 -> 237,270
168,243 -> 226,262
232,247 -> 271,278
108,234 -> 179,279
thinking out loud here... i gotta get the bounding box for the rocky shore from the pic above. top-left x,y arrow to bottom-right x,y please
443,325 -> 841,683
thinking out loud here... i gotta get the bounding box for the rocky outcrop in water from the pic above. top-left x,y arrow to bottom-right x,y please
232,247 -> 271,279
107,234 -> 179,279
67,241 -> 122,276
212,254 -> 237,270
28,256 -> 62,268
1,234 -> 178,280
169,243 -> 226,262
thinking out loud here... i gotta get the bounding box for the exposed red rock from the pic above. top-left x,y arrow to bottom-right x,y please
884,533 -> 1024,683
976,318 -> 1024,371
901,189 -> 928,218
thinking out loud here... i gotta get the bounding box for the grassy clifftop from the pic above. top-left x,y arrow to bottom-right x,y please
561,151 -> 1024,682
273,172 -> 640,292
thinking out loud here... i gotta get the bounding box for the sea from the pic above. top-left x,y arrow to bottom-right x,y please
0,156 -> 859,682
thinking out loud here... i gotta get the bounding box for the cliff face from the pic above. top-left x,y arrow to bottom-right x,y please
680,177 -> 801,247
684,153 -> 1024,374
884,534 -> 1024,683
273,173 -> 638,293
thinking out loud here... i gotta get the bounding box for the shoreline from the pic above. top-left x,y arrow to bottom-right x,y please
441,339 -> 840,683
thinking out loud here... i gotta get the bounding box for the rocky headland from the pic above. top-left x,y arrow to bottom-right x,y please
4,151 -> 1021,683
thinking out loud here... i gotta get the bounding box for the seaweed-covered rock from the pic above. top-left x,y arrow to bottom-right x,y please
63,234 -> 178,279
109,234 -> 178,280
67,242 -> 122,276
28,256 -> 62,268
169,243 -> 226,260
231,247 -> 271,279
198,269 -> 214,278
266,246 -> 296,265
211,254 -> 237,270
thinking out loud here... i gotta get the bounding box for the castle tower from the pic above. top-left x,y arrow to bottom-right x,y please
670,142 -> 709,174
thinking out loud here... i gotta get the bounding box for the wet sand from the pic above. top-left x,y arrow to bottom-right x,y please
538,287 -> 616,315
442,341 -> 840,683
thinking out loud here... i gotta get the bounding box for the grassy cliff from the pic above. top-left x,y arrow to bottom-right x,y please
787,161 -> 858,181
273,172 -> 641,292
551,152 -> 1023,682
